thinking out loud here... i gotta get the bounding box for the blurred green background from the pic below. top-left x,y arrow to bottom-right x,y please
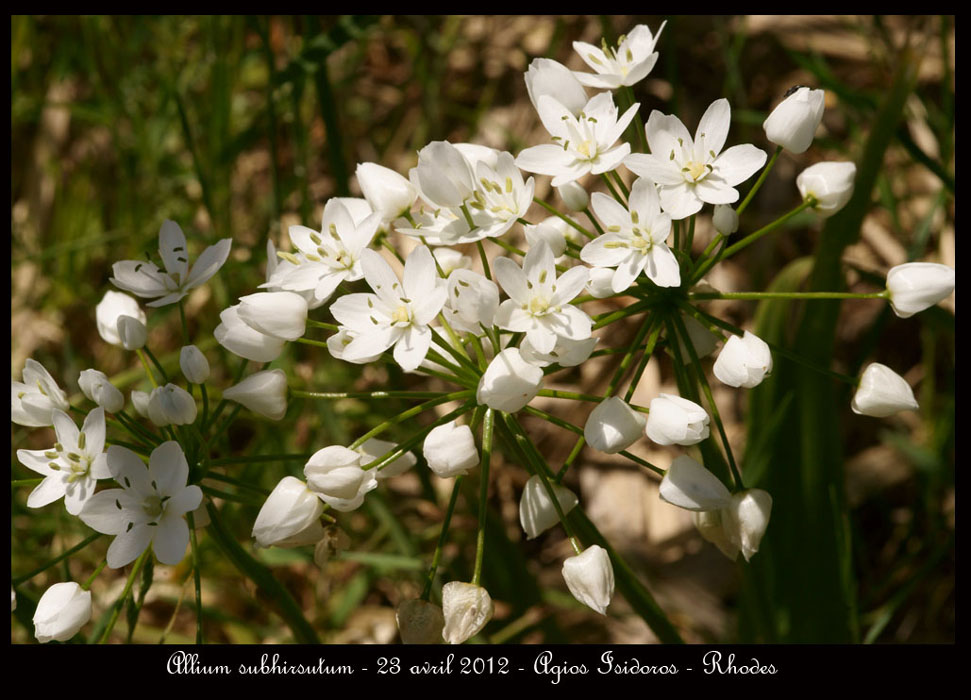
11,15 -> 954,643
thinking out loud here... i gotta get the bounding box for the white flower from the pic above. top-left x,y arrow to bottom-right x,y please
441,582 -> 493,644
557,181 -> 590,212
304,445 -> 378,512
725,489 -> 772,562
16,407 -> 110,515
330,246 -> 447,372
147,384 -> 197,426
326,328 -> 383,365
520,336 -> 598,368
33,582 -> 92,643
562,545 -> 614,615
79,442 -> 203,568
519,474 -> 578,540
214,304 -> 287,363
222,369 -> 288,421
796,161 -> 856,217
572,22 -> 666,89
713,331 -> 773,388
355,438 -> 416,478
252,476 -> 325,549
494,243 -> 591,354
465,151 -> 535,241
131,390 -> 151,418
525,57 -> 588,117
476,347 -> 544,413
585,266 -> 617,298
646,393 -> 710,446
763,87 -> 825,154
95,290 -> 147,347
693,509 -> 739,560
625,99 -> 767,220
110,219 -> 231,307
433,248 -> 472,277
356,162 -> 417,222
78,369 -> 124,414
886,262 -> 955,318
581,178 -> 679,292
413,141 -> 476,208
516,92 -> 638,186
11,358 -> 70,428
397,599 -> 445,645
712,204 -> 739,235
659,455 -> 732,511
423,421 -> 479,478
524,217 -> 570,258
117,315 -> 148,350
584,396 -> 646,454
179,345 -> 210,384
444,269 -> 499,335
237,291 -> 308,341
851,363 -> 919,417
270,199 -> 381,304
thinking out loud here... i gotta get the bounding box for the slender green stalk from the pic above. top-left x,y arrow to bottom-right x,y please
307,319 -> 340,331
736,144 -> 783,216
203,472 -> 271,494
178,300 -> 189,344
691,290 -> 889,301
625,321 -> 665,402
592,298 -> 652,330
205,359 -> 247,433
99,548 -> 150,643
293,389 -> 454,401
349,390 -> 475,450
82,560 -> 108,591
185,511 -> 203,644
421,475 -> 464,600
609,170 -> 630,199
361,402 -> 476,473
539,388 -> 649,413
476,240 -> 492,280
471,409 -> 494,586
533,197 -> 595,239
11,478 -> 43,487
136,349 -> 160,389
582,207 -> 604,237
623,85 -> 647,153
600,173 -> 625,204
11,532 -> 103,586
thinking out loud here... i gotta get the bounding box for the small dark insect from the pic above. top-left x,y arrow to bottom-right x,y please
784,84 -> 809,98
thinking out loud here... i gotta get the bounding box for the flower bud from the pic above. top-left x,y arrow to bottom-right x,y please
117,315 -> 148,351
586,267 -> 616,298
33,582 -> 92,643
763,87 -> 825,154
237,291 -> 308,341
433,248 -> 472,277
11,359 -> 70,427
523,217 -> 570,258
659,455 -> 732,511
886,262 -> 955,318
713,331 -> 773,388
520,336 -> 598,368
214,304 -> 287,363
476,348 -> 543,413
252,476 -> 325,549
797,161 -> 856,217
712,204 -> 739,235
327,328 -> 382,365
179,345 -> 210,384
562,545 -> 614,615
667,312 -> 719,360
524,57 -> 588,117
356,162 -> 418,221
851,362 -> 919,417
423,421 -> 479,478
78,369 -> 124,414
131,390 -> 151,418
726,489 -> 772,562
222,369 -> 288,420
584,396 -> 646,454
693,509 -> 740,561
646,393 -> 710,446
445,269 -> 499,334
556,181 -> 590,212
96,290 -> 146,347
519,474 -> 579,539
304,445 -> 377,512
396,599 -> 445,645
413,141 -> 474,208
441,582 -> 493,644
147,383 -> 197,426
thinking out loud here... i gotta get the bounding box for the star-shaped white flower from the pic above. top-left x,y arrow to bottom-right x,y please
330,246 -> 447,372
268,199 -> 381,305
493,242 -> 591,354
572,22 -> 667,89
16,407 -> 110,515
110,220 -> 232,307
516,92 -> 638,186
79,441 -> 203,569
580,177 -> 680,292
625,99 -> 767,219
11,358 -> 70,428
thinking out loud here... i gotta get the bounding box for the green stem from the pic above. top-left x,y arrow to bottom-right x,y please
349,391 -> 474,450
421,474 -> 464,600
81,560 -> 108,591
136,349 -> 160,389
736,144 -> 782,216
538,388 -> 649,413
476,240 -> 492,281
471,409 -> 494,586
186,511 -> 203,644
11,478 -> 43,487
307,319 -> 340,332
99,548 -> 150,643
178,300 -> 189,344
600,173 -> 626,204
625,321 -> 665,402
691,290 -> 889,301
582,207 -> 604,237
623,85 -> 647,153
592,299 -> 652,330
533,197 -> 595,239
11,532 -> 103,586
293,390 -> 453,401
